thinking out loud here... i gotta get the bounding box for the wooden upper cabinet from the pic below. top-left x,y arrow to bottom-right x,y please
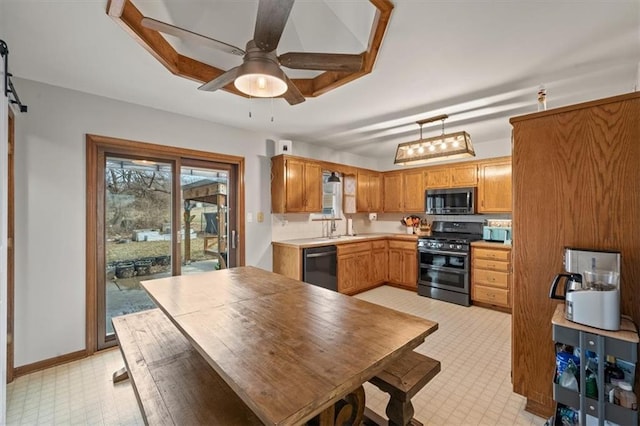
382,173 -> 403,212
424,163 -> 477,189
402,169 -> 425,212
271,155 -> 323,213
477,158 -> 512,213
424,168 -> 450,189
383,170 -> 423,213
303,161 -> 323,212
451,164 -> 478,187
356,170 -> 382,212
284,159 -> 305,211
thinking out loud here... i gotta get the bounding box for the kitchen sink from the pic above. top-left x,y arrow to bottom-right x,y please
314,235 -> 366,242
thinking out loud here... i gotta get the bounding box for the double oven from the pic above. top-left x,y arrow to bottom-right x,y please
417,221 -> 483,307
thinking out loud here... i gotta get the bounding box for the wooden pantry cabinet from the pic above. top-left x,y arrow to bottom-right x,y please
510,92 -> 640,417
356,170 -> 382,212
471,244 -> 512,312
271,155 -> 323,213
388,239 -> 417,290
424,163 -> 478,189
477,158 -> 512,213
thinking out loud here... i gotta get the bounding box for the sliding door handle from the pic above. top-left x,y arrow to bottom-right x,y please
231,230 -> 237,249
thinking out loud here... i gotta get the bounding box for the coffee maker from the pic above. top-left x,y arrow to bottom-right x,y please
549,247 -> 621,331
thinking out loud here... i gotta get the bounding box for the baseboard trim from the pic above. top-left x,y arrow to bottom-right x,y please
525,397 -> 554,419
472,301 -> 512,314
386,282 -> 418,292
14,349 -> 88,378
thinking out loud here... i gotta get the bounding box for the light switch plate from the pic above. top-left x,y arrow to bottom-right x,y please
257,212 -> 264,223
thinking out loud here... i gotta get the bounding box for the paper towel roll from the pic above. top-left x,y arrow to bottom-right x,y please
346,218 -> 354,235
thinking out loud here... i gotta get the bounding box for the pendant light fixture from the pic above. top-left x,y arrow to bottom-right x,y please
327,172 -> 341,183
394,114 -> 475,165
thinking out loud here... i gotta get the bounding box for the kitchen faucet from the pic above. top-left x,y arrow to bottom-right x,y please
330,216 -> 337,237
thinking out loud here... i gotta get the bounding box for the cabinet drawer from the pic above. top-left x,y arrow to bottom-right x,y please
473,285 -> 509,307
474,248 -> 510,261
388,240 -> 416,250
371,240 -> 387,250
474,258 -> 510,272
337,242 -> 372,256
473,269 -> 509,288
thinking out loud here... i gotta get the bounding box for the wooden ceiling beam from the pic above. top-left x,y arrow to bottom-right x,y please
106,0 -> 394,102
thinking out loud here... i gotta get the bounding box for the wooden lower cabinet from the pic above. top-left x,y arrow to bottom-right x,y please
471,245 -> 512,311
337,241 -> 386,295
371,240 -> 388,285
387,240 -> 417,290
274,238 -> 414,295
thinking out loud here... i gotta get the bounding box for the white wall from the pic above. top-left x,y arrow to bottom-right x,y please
0,44 -> 9,421
1,7 -> 9,418
12,78 -> 283,366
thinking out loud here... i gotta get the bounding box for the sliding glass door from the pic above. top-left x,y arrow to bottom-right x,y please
88,135 -> 244,351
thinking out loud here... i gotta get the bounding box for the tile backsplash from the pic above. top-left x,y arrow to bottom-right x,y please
271,212 -> 512,241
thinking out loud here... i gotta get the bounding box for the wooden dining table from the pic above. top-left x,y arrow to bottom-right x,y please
141,266 -> 439,426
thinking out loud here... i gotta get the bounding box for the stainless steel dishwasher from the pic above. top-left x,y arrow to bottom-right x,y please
302,245 -> 337,291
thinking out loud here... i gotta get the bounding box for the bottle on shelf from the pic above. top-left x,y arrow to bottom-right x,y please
614,382 -> 638,410
605,355 -> 625,386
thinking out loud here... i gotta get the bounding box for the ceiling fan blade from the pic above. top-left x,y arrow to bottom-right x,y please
253,0 -> 295,51
141,17 -> 245,56
198,67 -> 240,92
278,52 -> 364,72
282,74 -> 305,105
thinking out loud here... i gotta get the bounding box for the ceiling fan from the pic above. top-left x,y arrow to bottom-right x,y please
141,0 -> 365,105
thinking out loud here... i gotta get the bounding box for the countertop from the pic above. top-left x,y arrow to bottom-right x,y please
471,240 -> 512,249
551,304 -> 639,343
272,233 -> 418,249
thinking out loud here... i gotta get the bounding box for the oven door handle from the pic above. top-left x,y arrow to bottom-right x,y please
423,264 -> 469,273
419,249 -> 469,257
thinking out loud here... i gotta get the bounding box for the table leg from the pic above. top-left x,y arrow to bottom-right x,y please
316,385 -> 365,426
112,365 -> 129,383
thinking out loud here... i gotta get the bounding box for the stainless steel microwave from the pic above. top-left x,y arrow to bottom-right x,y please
425,187 -> 476,215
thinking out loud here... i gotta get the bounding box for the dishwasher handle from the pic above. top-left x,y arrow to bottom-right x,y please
305,252 -> 336,258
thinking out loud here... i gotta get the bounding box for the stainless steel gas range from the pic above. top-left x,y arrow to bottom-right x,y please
417,221 -> 483,306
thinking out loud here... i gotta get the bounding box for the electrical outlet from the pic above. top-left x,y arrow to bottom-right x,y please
247,212 -> 253,223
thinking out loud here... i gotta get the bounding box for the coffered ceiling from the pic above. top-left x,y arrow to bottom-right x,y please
2,1 -> 639,163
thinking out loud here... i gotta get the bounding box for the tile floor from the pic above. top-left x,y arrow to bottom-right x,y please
6,286 -> 547,425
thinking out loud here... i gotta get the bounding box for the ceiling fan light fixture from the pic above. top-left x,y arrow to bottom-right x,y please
234,57 -> 288,98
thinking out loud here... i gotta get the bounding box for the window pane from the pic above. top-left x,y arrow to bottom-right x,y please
104,157 -> 172,336
180,166 -> 228,273
322,172 -> 342,217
